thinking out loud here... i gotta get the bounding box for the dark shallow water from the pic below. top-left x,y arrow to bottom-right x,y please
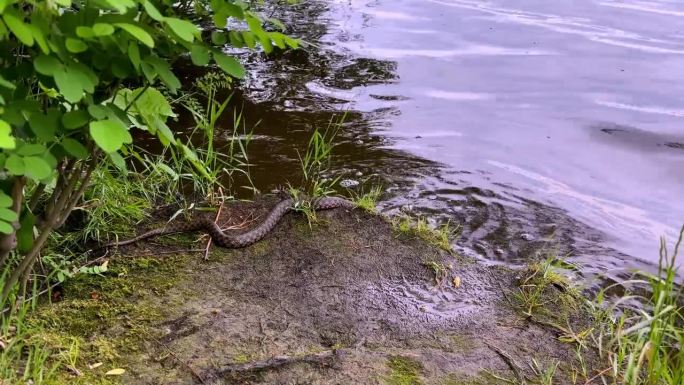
176,0 -> 684,281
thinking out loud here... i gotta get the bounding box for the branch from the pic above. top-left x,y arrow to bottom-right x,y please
56,152 -> 99,228
0,177 -> 25,270
1,159 -> 84,303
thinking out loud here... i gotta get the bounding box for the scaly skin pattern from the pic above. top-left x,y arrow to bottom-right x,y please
107,197 -> 355,249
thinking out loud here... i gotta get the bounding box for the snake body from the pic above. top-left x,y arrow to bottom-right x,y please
107,196 -> 355,249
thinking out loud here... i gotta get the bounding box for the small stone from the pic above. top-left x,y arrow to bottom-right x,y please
355,139 -> 364,145
427,194 -> 437,200
520,233 -> 534,241
339,179 -> 359,188
354,171 -> 363,177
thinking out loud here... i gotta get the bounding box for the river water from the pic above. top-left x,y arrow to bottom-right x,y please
199,0 -> 684,282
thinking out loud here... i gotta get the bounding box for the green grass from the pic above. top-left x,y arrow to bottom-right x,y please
297,114 -> 344,198
392,215 -> 457,252
589,226 -> 684,385
352,186 -> 383,213
512,228 -> 684,385
512,257 -> 579,319
0,286 -> 59,384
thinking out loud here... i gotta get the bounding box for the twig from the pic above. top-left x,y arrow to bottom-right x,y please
156,340 -> 206,384
486,342 -> 525,384
584,366 -> 613,385
204,203 -> 224,260
220,349 -> 342,375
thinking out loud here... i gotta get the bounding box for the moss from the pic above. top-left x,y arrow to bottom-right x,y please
384,356 -> 423,385
19,253 -> 193,384
449,334 -> 477,354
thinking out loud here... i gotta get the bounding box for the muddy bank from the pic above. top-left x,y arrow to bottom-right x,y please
34,197 -> 599,384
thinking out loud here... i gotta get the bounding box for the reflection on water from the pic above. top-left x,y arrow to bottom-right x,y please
171,0 -> 684,284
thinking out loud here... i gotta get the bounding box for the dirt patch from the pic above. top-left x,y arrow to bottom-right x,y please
48,196 -> 599,384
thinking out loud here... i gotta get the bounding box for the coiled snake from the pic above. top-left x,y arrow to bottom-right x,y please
105,196 -> 355,249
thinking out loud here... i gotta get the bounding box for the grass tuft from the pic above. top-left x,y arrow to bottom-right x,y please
392,215 -> 457,253
352,186 -> 383,213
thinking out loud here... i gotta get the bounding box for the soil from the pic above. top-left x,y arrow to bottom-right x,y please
48,196 -> 600,384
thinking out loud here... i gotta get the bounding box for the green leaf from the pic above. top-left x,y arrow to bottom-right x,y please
132,87 -> 175,117
88,105 -> 107,120
164,17 -> 199,42
89,119 -> 132,153
72,62 -> 98,90
211,31 -> 227,45
23,156 -> 52,180
270,32 -> 286,49
34,55 -> 62,76
191,45 -> 210,66
246,16 -> 264,35
145,56 -> 180,92
259,34 -> 273,54
142,0 -> 164,21
222,3 -> 245,19
0,120 -> 15,149
3,12 -> 33,46
149,116 -> 174,146
0,75 -> 15,90
92,23 -> 114,36
61,138 -> 88,159
0,208 -> 17,223
5,154 -> 24,175
76,26 -> 94,39
103,0 -> 135,13
28,24 -> 50,54
284,36 -> 299,49
242,31 -> 256,49
0,0 -> 9,14
66,38 -> 88,53
213,12 -> 227,28
229,31 -> 244,48
115,23 -> 154,48
54,67 -> 83,103
213,53 -> 244,79
128,42 -> 141,69
0,192 -> 12,207
0,221 -> 13,234
16,143 -> 46,156
108,151 -> 127,172
28,112 -> 58,142
62,109 -> 90,129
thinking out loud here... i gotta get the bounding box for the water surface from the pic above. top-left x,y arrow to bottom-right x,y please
200,0 -> 684,280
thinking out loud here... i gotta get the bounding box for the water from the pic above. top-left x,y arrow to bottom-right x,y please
193,0 -> 684,281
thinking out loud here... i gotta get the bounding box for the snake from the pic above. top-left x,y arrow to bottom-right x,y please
105,196 -> 355,249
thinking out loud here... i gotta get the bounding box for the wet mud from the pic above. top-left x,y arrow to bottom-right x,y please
73,198 -> 598,384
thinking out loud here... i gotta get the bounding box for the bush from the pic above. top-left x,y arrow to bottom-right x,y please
0,0 -> 298,303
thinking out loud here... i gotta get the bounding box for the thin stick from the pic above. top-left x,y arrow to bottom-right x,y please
220,349 -> 341,375
203,202 -> 224,261
485,342 -> 525,384
156,340 -> 206,384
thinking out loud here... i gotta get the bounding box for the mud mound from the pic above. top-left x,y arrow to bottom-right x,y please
60,198 -> 597,384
